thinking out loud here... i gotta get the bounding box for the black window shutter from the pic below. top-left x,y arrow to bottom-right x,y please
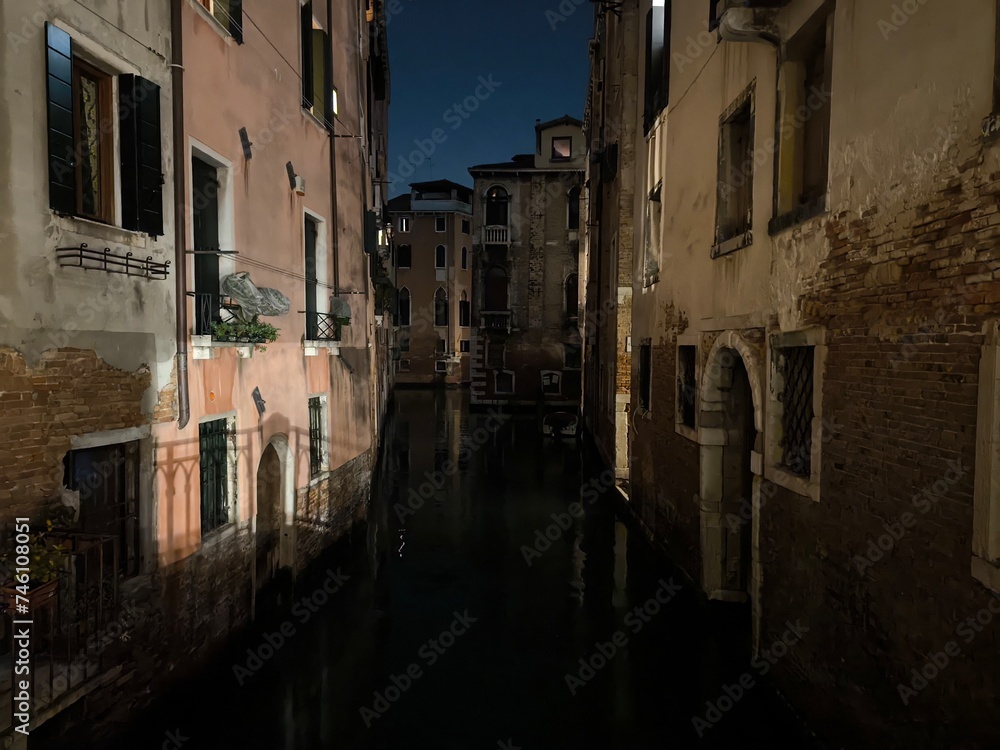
119,75 -> 164,237
301,1 -> 314,109
229,0 -> 244,44
46,23 -> 76,215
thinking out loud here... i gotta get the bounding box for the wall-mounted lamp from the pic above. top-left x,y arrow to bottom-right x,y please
331,88 -> 339,118
239,127 -> 253,160
286,161 -> 306,196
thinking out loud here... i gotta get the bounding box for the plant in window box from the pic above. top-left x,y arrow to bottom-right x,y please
211,316 -> 280,352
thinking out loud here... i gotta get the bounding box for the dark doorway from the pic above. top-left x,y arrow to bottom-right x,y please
192,158 -> 221,335
255,443 -> 282,592
720,353 -> 755,604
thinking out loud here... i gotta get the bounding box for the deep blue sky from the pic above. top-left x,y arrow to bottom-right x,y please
385,0 -> 593,197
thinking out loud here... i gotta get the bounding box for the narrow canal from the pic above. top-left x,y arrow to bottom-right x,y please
94,389 -> 822,749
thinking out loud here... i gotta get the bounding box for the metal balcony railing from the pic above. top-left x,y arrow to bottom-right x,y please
192,292 -> 242,336
483,225 -> 509,244
303,311 -> 343,342
480,311 -> 512,333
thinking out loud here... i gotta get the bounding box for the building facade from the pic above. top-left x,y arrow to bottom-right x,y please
389,180 -> 474,386
0,0 -> 389,741
583,0 -> 1000,746
469,118 -> 585,408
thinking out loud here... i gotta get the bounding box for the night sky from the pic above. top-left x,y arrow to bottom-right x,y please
385,0 -> 594,197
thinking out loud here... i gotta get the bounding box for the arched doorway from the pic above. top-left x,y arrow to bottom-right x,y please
256,443 -> 282,591
698,332 -> 764,651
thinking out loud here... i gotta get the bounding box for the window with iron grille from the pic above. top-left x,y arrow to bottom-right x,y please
778,346 -> 814,476
639,341 -> 652,411
677,345 -> 697,428
308,397 -> 324,478
63,441 -> 141,578
199,418 -> 230,535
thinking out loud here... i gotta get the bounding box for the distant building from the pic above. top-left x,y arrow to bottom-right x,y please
468,116 -> 585,407
389,180 -> 474,385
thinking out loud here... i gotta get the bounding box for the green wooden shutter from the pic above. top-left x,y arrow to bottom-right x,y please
46,23 -> 76,214
119,75 -> 164,236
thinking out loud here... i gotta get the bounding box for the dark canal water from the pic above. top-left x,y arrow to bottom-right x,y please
91,389 -> 823,750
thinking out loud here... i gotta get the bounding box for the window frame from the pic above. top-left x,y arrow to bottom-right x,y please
460,339 -> 471,353
764,328 -> 826,503
495,370 -> 516,395
462,218 -> 471,234
712,82 -> 756,258
435,216 -> 447,233
551,136 -> 573,162
308,395 -> 329,479
398,216 -> 411,233
72,58 -> 116,224
198,415 -> 236,538
461,247 -> 468,270
397,286 -> 411,327
434,287 -> 449,327
397,244 -> 411,269
541,370 -> 562,396
435,245 -> 447,269
676,336 -> 700,441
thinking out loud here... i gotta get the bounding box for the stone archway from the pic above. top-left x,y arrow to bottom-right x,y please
256,434 -> 296,575
698,331 -> 764,650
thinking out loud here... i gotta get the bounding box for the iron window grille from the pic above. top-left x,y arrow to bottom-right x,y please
677,345 -> 697,428
308,397 -> 324,478
777,346 -> 814,477
199,418 -> 229,535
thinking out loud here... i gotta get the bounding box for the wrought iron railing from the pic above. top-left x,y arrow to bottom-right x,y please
480,311 -> 512,332
191,292 -> 242,337
0,533 -> 122,734
302,311 -> 343,342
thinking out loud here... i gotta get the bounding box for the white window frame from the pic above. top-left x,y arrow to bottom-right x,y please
398,216 -> 410,232
435,360 -> 448,373
435,216 -> 446,232
764,328 -> 826,503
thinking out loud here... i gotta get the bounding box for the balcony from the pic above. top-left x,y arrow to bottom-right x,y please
483,225 -> 509,244
302,311 -> 344,357
480,311 -> 512,333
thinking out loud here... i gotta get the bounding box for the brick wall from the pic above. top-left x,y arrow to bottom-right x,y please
0,347 -> 150,524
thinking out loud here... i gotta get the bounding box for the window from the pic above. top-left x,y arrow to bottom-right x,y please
638,341 -> 652,411
197,0 -> 244,41
459,294 -> 471,327
677,345 -> 697,429
568,186 -> 581,230
63,441 -> 141,578
398,216 -> 411,232
397,286 -> 411,327
484,266 -> 509,311
485,186 -> 509,226
45,25 -> 164,233
551,137 -> 572,161
436,337 -> 446,354
487,341 -> 505,369
564,343 -> 582,370
308,397 -> 326,478
304,216 -> 320,340
434,288 -> 448,327
460,339 -> 470,353
435,245 -> 447,269
715,84 -> 755,251
461,247 -> 468,270
435,216 -> 446,232
399,335 -> 410,352
192,157 -> 222,335
397,244 -> 411,269
644,1 -> 671,133
301,1 -> 331,124
199,418 -> 231,536
772,6 -> 832,232
495,370 -> 515,394
565,273 -> 579,318
644,183 -> 662,285
775,346 -> 814,477
436,360 -> 448,373
399,359 -> 411,372
462,218 -> 471,234
541,371 -> 562,396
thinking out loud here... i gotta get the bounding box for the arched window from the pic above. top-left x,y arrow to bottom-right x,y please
459,290 -> 470,327
434,288 -> 448,327
565,273 -> 578,318
485,186 -> 509,226
397,287 -> 411,326
567,186 -> 581,230
435,245 -> 446,269
485,266 -> 508,311
397,244 -> 411,269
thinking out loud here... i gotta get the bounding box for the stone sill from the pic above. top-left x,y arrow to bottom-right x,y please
675,421 -> 698,442
768,199 -> 828,236
711,231 -> 753,259
764,463 -> 820,503
303,339 -> 341,357
191,335 -> 254,360
972,555 -> 1000,593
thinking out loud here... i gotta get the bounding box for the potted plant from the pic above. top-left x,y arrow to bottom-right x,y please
211,316 -> 280,353
1,518 -> 70,613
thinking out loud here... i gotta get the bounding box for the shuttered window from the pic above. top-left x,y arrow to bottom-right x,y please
301,1 -> 331,125
199,419 -> 230,536
45,24 -> 164,234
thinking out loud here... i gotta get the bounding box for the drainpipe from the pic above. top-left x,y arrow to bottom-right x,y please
327,0 -> 340,297
171,0 -> 190,429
